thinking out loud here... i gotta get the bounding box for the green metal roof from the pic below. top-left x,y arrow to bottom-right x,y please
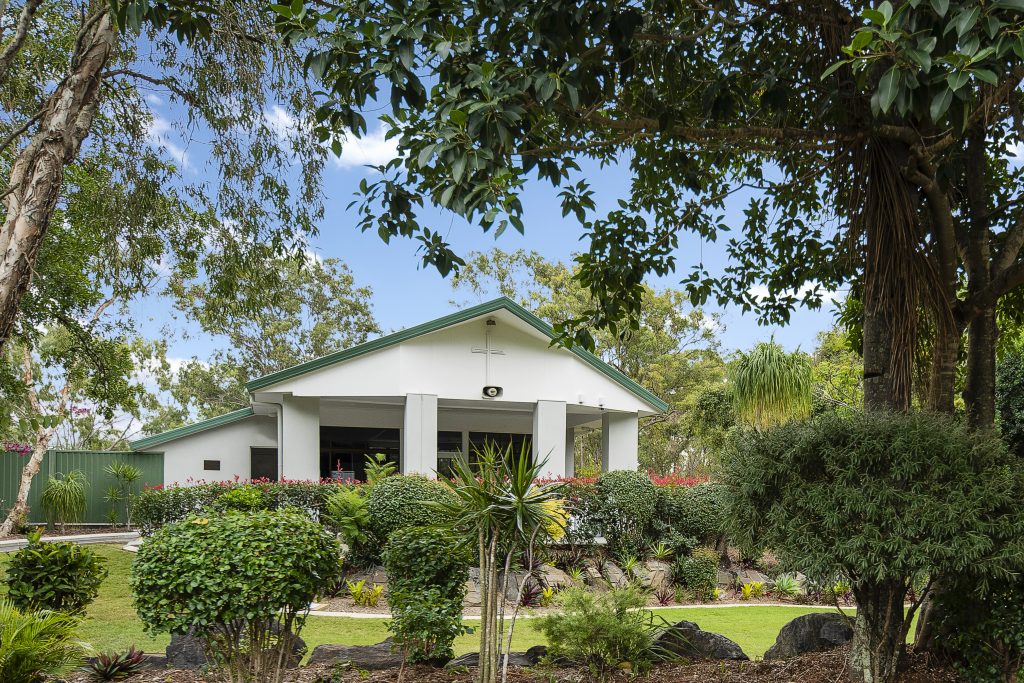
129,407 -> 255,451
246,297 -> 669,412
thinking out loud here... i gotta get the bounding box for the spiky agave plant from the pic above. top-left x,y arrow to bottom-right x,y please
41,470 -> 88,533
730,342 -> 813,429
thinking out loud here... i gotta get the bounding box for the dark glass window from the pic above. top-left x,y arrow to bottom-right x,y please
203,460 -> 221,471
468,432 -> 532,467
320,427 -> 400,482
437,431 -> 463,479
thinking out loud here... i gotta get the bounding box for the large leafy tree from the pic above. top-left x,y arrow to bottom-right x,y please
451,249 -> 725,473
0,0 -> 328,356
275,0 -> 1024,426
147,256 -> 380,428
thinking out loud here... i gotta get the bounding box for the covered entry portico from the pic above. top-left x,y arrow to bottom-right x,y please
133,298 -> 666,484
256,394 -> 640,481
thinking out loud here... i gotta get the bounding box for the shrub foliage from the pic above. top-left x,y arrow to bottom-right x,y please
673,546 -> 719,600
5,533 -> 108,614
365,475 -> 456,541
382,525 -> 471,664
724,411 -> 1024,683
131,510 -> 341,683
595,470 -> 657,558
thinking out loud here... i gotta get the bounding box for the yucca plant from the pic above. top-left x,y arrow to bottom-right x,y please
434,442 -> 564,683
0,599 -> 83,682
104,461 -> 141,528
730,341 -> 812,429
81,646 -> 146,681
41,470 -> 88,533
649,541 -> 673,562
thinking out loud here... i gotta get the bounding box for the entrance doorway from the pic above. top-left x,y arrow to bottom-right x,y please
250,447 -> 279,481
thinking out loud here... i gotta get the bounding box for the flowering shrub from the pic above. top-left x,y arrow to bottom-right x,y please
133,480 -> 353,534
3,440 -> 32,456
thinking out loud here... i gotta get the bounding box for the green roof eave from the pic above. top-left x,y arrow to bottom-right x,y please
129,407 -> 255,451
245,297 -> 669,413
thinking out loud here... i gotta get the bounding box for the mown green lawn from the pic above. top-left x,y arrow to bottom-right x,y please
1,544 -> 852,660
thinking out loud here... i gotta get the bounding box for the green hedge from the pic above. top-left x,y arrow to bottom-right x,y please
365,476 -> 457,542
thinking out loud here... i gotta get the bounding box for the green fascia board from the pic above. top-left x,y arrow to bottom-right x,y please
129,408 -> 255,451
246,297 -> 669,413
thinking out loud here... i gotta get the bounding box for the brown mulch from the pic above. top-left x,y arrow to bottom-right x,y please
58,646 -> 964,683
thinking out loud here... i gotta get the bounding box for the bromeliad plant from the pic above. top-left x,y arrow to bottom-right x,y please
81,646 -> 146,681
434,442 -> 565,683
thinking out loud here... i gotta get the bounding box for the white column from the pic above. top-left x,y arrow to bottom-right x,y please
532,400 -> 567,478
601,412 -> 639,472
280,396 -> 320,481
403,394 -> 438,476
564,427 -> 576,478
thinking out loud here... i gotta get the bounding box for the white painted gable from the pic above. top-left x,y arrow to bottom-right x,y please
251,305 -> 662,416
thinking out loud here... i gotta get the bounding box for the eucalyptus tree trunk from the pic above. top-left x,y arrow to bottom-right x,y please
0,6 -> 117,354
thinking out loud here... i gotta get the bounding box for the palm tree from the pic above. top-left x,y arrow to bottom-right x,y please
434,442 -> 564,683
731,341 -> 813,429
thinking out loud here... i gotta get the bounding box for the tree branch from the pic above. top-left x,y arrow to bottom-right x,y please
0,0 -> 42,87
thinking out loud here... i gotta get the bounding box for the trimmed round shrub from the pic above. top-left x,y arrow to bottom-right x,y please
131,510 -> 341,681
595,470 -> 657,557
6,533 -> 108,614
655,483 -> 726,545
365,475 -> 457,541
383,526 -> 472,664
673,546 -> 719,600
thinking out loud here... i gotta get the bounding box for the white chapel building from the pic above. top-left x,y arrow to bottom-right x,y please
130,298 -> 668,484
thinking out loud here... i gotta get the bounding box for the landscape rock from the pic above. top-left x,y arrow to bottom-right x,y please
736,569 -> 770,586
347,566 -> 388,586
499,570 -> 533,601
763,613 -> 854,661
464,568 -> 482,607
447,645 -> 548,668
540,564 -> 574,590
642,560 -> 673,592
716,569 -> 736,587
655,620 -> 749,661
602,561 -> 629,588
581,561 -> 609,592
307,639 -> 403,670
167,627 -> 306,670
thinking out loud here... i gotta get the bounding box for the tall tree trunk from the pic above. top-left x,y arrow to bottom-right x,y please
0,8 -> 116,355
964,308 -> 998,428
849,579 -> 910,683
861,140 -> 917,413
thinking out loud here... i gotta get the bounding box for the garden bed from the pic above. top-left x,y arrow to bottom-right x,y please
55,646 -> 964,682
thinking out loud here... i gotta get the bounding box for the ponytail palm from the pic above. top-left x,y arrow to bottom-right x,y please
434,443 -> 563,683
731,342 -> 813,429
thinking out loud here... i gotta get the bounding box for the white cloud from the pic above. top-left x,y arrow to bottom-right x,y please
748,282 -> 842,306
146,115 -> 189,168
145,93 -> 163,106
331,123 -> 400,169
265,105 -> 298,140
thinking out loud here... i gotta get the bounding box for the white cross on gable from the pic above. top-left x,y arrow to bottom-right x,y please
471,320 -> 504,385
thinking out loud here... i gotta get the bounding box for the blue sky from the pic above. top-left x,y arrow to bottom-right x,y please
133,111 -> 842,368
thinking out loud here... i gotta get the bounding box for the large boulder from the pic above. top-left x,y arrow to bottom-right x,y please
763,613 -> 854,661
167,627 -> 306,670
499,570 -> 533,601
655,620 -> 748,661
447,645 -> 548,668
464,568 -> 482,607
582,560 -> 609,592
307,639 -> 403,670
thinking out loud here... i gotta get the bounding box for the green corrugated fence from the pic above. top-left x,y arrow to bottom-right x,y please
0,450 -> 163,525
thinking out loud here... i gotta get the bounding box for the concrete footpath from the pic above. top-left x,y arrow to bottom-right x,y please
0,531 -> 139,552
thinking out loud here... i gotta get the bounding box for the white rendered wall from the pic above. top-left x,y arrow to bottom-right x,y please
601,412 -> 639,472
403,393 -> 438,475
281,396 -> 320,480
258,312 -> 655,416
161,415 -> 277,485
532,400 -> 566,478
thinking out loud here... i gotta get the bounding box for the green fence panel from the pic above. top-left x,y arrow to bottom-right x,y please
0,450 -> 163,525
